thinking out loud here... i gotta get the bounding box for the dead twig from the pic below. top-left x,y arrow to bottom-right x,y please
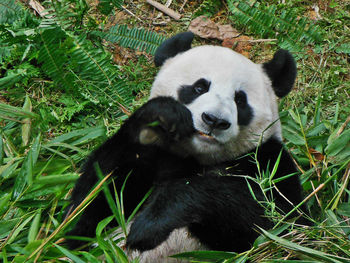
336,114 -> 350,136
180,0 -> 188,12
121,5 -> 145,24
146,0 -> 181,20
237,38 -> 277,42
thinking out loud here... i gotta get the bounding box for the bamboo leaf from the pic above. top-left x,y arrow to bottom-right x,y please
7,215 -> 35,244
21,96 -> 32,146
96,215 -> 114,237
325,129 -> 350,158
259,227 -> 349,262
54,244 -> 87,263
28,210 -> 41,242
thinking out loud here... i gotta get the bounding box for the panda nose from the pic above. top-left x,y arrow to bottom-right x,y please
201,113 -> 231,130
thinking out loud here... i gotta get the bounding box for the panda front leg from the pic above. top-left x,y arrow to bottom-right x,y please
127,176 -> 272,253
66,97 -> 195,248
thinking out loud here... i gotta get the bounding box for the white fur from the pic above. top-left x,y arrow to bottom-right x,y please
109,224 -> 205,263
150,46 -> 281,164
129,228 -> 206,263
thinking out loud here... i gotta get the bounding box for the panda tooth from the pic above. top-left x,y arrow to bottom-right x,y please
198,130 -> 213,138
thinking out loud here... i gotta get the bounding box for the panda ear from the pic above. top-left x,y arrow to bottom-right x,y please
262,49 -> 297,98
154,32 -> 194,67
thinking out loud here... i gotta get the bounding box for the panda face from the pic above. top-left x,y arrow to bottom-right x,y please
150,46 -> 281,163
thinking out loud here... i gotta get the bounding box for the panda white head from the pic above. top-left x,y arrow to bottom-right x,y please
149,32 -> 296,164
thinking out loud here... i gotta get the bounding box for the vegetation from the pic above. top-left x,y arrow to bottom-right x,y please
0,0 -> 349,262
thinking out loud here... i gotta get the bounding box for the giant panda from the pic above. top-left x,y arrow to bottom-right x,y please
66,32 -> 308,262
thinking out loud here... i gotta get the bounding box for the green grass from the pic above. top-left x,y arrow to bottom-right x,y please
1,0 -> 349,262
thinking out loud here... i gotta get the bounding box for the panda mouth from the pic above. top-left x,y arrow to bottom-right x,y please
197,130 -> 215,140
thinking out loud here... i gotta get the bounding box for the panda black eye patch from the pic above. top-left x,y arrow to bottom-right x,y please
178,78 -> 211,104
235,90 -> 254,126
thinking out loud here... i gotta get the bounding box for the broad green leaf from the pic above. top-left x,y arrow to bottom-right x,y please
0,193 -> 11,216
95,164 -> 120,225
12,158 -> 30,200
1,247 -> 8,263
337,203 -> 350,217
0,73 -> 23,88
34,173 -> 79,185
20,184 -> 70,200
109,239 -> 129,263
21,96 -> 32,146
0,102 -> 38,120
306,123 -> 326,137
81,251 -> 100,263
325,129 -> 350,157
282,127 -> 305,145
28,210 -> 41,242
54,244 -> 86,263
0,218 -> 19,239
31,134 -> 41,166
96,216 -> 114,237
0,160 -> 20,179
50,126 -> 105,145
8,215 -> 35,244
0,133 -> 3,164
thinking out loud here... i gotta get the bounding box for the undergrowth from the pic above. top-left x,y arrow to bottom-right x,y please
0,0 -> 349,262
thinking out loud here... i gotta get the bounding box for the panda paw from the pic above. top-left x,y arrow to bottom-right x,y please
134,97 -> 195,146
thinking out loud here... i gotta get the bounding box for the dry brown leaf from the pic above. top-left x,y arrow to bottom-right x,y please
189,16 -> 239,40
309,148 -> 325,161
222,35 -> 252,58
218,24 -> 240,40
189,16 -> 220,39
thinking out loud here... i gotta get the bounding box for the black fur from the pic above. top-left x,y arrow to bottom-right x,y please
178,78 -> 211,105
154,32 -> 194,67
67,97 -> 307,252
262,49 -> 297,98
66,97 -> 196,248
235,90 -> 254,126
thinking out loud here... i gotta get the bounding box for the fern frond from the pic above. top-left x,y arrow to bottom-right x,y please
97,25 -> 166,55
0,39 -> 12,63
69,35 -> 114,85
227,0 -> 323,50
0,0 -> 23,24
38,28 -> 75,91
68,35 -> 133,106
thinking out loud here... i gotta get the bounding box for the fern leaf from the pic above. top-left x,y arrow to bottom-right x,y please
227,0 -> 323,50
97,25 -> 166,55
69,35 -> 133,106
0,0 -> 23,24
0,39 -> 12,63
38,28 -> 74,91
